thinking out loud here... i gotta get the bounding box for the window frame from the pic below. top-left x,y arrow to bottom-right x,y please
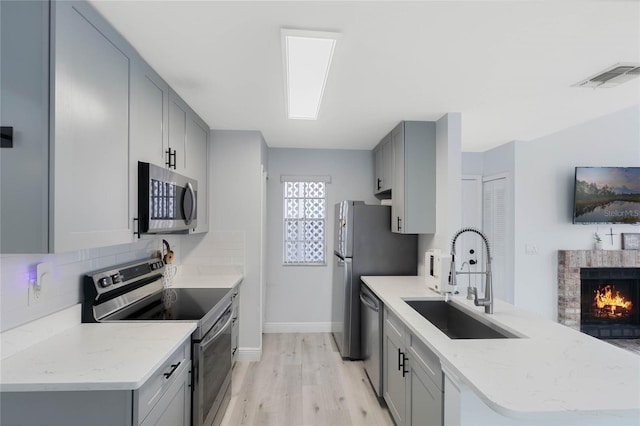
281,176 -> 330,266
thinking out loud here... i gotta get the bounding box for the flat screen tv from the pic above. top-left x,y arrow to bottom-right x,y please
573,167 -> 640,224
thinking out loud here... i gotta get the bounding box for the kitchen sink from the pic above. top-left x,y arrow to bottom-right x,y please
404,300 -> 519,339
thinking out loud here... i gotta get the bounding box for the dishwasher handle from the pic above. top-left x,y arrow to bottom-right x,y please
359,290 -> 379,312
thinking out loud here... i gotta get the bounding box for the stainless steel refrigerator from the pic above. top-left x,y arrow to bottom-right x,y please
331,201 -> 417,360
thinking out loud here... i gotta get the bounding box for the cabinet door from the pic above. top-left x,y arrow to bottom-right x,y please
140,360 -> 191,426
51,1 -> 134,252
186,113 -> 209,233
381,135 -> 393,192
408,361 -> 442,426
374,133 -> 392,194
391,123 -> 405,233
374,145 -> 384,193
0,0 -> 49,253
131,63 -> 169,167
168,90 -> 188,173
383,308 -> 407,425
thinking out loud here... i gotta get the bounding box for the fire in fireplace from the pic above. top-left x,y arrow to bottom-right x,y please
580,268 -> 640,339
592,284 -> 633,319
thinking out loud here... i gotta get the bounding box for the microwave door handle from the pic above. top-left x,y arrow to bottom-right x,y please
184,182 -> 196,225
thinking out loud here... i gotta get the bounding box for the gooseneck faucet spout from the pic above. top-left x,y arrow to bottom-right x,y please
450,227 -> 493,314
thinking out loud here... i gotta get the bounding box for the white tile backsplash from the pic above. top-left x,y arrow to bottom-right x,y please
0,232 -> 242,333
0,238 -> 170,332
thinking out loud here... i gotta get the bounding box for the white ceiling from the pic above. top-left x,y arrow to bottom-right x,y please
90,0 -> 640,152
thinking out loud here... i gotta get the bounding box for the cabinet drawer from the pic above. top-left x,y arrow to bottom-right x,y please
408,334 -> 441,390
135,340 -> 190,424
384,308 -> 406,342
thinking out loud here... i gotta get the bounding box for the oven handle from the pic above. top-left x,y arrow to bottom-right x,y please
199,304 -> 233,350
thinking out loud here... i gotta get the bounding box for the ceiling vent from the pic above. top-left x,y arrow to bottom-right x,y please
574,63 -> 640,88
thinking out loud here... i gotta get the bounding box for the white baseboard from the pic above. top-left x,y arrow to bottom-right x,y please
263,322 -> 332,333
237,347 -> 262,362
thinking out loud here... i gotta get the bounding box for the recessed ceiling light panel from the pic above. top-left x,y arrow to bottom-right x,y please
574,62 -> 640,88
282,29 -> 340,120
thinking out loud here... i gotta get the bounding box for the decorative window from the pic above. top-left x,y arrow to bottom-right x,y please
282,176 -> 330,265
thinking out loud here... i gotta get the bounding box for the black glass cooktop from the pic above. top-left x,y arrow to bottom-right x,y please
123,287 -> 231,321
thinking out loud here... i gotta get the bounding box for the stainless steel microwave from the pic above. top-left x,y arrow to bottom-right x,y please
138,162 -> 197,234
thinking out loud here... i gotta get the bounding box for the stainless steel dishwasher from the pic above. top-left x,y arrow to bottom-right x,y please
360,284 -> 383,398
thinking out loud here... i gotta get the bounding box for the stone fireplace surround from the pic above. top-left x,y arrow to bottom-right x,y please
558,250 -> 640,331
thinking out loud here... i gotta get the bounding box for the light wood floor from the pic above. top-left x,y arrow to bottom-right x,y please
604,339 -> 640,355
221,333 -> 394,426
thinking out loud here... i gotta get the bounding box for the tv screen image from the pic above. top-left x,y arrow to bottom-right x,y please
573,167 -> 640,224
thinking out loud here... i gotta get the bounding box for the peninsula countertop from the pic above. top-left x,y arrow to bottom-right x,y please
361,275 -> 640,420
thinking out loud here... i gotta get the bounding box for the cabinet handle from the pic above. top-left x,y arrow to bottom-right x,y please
401,353 -> 409,377
377,178 -> 382,190
165,148 -> 177,169
163,361 -> 181,379
232,347 -> 238,356
173,149 -> 177,169
133,217 -> 140,239
397,216 -> 402,231
397,348 -> 402,371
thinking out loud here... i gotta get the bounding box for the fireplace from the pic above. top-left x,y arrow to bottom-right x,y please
580,268 -> 640,339
557,250 -> 640,334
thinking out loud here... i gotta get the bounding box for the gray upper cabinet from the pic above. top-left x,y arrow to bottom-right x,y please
130,62 -> 169,168
50,0 -> 136,253
130,66 -> 210,234
168,91 -> 188,174
391,121 -> 436,234
186,113 -> 209,234
373,133 -> 393,196
0,0 -> 50,253
1,0 -> 210,253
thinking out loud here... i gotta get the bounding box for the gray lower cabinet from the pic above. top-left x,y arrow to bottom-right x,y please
0,341 -> 191,426
384,306 -> 408,424
383,307 -> 443,426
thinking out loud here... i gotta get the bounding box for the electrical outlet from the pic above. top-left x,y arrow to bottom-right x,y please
28,279 -> 42,306
28,262 -> 52,306
525,244 -> 539,255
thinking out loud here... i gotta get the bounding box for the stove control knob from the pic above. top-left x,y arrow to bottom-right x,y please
111,273 -> 122,284
98,276 -> 113,288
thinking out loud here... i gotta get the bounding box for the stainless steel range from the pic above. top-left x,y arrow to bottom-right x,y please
82,256 -> 232,426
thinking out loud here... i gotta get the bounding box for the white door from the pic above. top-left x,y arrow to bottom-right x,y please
482,174 -> 511,302
459,176 -> 483,291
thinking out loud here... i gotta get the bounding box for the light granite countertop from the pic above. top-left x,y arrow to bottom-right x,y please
361,276 -> 640,420
0,321 -> 195,392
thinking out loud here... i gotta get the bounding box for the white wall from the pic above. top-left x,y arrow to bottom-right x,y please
265,148 -> 376,331
417,113 -> 462,276
463,105 -> 640,321
513,105 -> 640,320
208,130 -> 267,359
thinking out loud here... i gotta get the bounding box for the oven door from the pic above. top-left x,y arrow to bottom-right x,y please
193,303 -> 232,426
138,161 -> 198,234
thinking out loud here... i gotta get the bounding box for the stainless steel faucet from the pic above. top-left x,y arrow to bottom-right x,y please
450,227 -> 493,314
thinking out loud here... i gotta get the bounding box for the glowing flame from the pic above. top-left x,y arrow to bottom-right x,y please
594,285 -> 632,316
